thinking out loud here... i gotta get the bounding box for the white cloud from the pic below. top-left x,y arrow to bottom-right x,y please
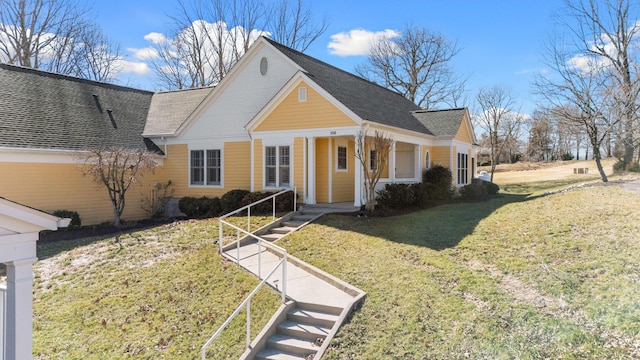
128,46 -> 159,60
144,32 -> 168,45
327,29 -> 400,57
115,59 -> 150,75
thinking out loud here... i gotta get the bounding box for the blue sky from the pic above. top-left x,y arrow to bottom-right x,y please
92,0 -> 565,115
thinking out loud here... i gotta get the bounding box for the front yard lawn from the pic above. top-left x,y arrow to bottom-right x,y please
31,180 -> 640,359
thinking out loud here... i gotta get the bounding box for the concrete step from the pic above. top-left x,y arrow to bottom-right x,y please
291,214 -> 317,222
270,226 -> 298,234
261,233 -> 286,242
282,220 -> 305,228
296,302 -> 343,316
277,320 -> 331,341
266,334 -> 319,356
254,348 -> 308,360
287,308 -> 339,329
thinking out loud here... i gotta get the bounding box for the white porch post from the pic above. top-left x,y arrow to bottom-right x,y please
306,137 -> 316,204
389,141 -> 396,183
354,148 -> 363,207
5,257 -> 37,360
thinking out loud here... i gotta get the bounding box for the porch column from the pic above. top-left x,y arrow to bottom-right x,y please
389,141 -> 396,182
5,257 -> 37,360
306,137 -> 316,204
354,148 -> 363,207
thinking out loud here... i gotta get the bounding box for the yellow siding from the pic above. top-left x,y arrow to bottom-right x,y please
455,114 -> 474,143
254,139 -> 263,190
332,139 -> 355,203
0,161 -> 161,225
225,142 -> 251,190
255,81 -> 357,131
294,137 -> 305,199
431,146 -> 450,168
163,142 -> 251,199
315,138 -> 329,203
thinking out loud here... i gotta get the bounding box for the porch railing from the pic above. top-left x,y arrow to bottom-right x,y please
1,283 -> 6,360
201,188 -> 296,359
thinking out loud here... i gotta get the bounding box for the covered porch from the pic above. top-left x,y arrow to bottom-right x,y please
0,199 -> 69,360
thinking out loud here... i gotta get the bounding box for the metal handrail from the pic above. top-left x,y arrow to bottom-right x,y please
200,254 -> 286,360
218,188 -> 296,253
203,188 -> 296,359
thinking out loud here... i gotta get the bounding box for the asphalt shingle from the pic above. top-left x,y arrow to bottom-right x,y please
0,63 -> 156,152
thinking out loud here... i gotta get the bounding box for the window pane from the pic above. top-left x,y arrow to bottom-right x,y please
370,150 -> 377,171
266,146 -> 276,166
280,146 -> 290,166
337,146 -> 347,170
266,167 -> 276,186
190,150 -> 204,185
207,149 -> 220,185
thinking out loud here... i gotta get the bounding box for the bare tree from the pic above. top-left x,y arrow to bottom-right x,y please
562,0 -> 640,166
534,33 -> 617,182
355,24 -> 465,109
0,0 -> 121,81
80,147 -> 158,226
153,0 -> 327,90
266,0 -> 328,52
355,129 -> 394,212
527,110 -> 554,161
475,85 -> 524,181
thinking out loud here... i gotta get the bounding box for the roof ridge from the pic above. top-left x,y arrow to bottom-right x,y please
412,107 -> 467,113
262,36 -> 410,102
0,62 -> 154,94
154,86 -> 214,95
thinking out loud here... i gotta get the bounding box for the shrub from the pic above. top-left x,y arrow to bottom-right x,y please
240,191 -> 297,214
220,189 -> 251,214
423,165 -> 453,200
141,180 -> 174,219
628,162 -> 640,173
561,152 -> 575,161
459,184 -> 481,201
410,182 -> 431,208
52,210 -> 81,229
178,196 -> 221,218
613,160 -> 640,173
376,183 -> 414,209
483,181 -> 500,195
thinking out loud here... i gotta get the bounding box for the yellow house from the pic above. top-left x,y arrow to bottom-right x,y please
1,36 -> 477,225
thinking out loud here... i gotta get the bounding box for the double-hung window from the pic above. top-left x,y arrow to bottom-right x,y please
265,145 -> 290,187
369,150 -> 378,171
337,146 -> 347,171
190,149 -> 222,186
457,153 -> 468,185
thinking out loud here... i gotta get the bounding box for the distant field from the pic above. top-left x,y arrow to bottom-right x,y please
480,158 -> 616,184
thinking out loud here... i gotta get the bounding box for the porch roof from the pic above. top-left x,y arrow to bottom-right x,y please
411,108 -> 467,137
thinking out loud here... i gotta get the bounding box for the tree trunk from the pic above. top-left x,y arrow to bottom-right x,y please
593,149 -> 608,183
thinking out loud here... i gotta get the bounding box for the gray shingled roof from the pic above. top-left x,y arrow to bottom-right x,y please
264,38 -> 434,135
0,63 -> 157,152
412,108 -> 467,137
143,87 -> 213,136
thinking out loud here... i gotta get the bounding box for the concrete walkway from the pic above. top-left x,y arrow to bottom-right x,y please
223,241 -> 355,308
222,203 -> 361,308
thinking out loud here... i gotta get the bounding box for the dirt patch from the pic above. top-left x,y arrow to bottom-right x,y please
465,259 -> 567,310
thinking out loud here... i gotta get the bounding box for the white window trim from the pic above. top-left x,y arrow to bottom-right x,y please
336,144 -> 348,172
298,87 -> 307,102
189,148 -> 224,188
263,145 -> 292,189
457,152 -> 468,186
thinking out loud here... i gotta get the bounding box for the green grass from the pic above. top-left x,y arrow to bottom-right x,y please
279,185 -> 640,359
32,216 -> 280,359
31,184 -> 640,359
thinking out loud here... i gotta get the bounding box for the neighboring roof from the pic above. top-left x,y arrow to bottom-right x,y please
0,63 -> 158,152
411,108 -> 468,137
143,87 -> 213,136
263,38 -> 433,135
